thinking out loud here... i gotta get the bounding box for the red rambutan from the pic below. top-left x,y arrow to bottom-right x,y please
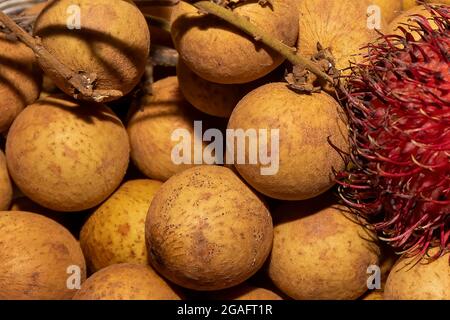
336,5 -> 449,260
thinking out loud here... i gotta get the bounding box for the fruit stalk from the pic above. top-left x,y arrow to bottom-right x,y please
193,1 -> 335,85
0,10 -> 123,102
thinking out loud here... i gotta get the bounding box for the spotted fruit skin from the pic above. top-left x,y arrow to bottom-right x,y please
268,201 -> 380,300
6,95 -> 129,212
80,179 -> 163,273
0,150 -> 12,211
34,0 -> 150,101
171,0 -> 299,84
146,166 -> 274,291
0,33 -> 41,133
127,77 -> 207,181
0,211 -> 86,300
73,264 -> 182,300
384,252 -> 450,300
228,82 -> 348,201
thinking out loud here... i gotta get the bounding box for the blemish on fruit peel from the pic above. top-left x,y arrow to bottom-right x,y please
171,121 -> 280,175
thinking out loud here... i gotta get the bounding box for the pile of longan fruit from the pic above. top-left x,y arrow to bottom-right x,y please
0,0 -> 448,300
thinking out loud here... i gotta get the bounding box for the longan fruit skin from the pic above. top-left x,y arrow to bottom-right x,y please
10,197 -> 88,237
371,0 -> 403,23
384,252 -> 450,300
6,95 -> 130,212
127,77 -> 207,181
140,5 -> 173,20
177,60 -> 247,118
0,150 -> 12,211
20,1 -> 49,17
146,166 -> 274,291
362,291 -> 384,300
33,0 -> 150,101
268,201 -> 381,300
73,263 -> 182,300
234,287 -> 283,300
171,0 -> 299,84
296,0 -> 384,72
227,82 -> 348,201
388,4 -> 441,38
211,284 -> 283,300
402,0 -> 419,10
403,0 -> 450,10
140,5 -> 173,46
0,211 -> 86,300
80,179 -> 163,273
0,33 -> 41,133
177,60 -> 285,118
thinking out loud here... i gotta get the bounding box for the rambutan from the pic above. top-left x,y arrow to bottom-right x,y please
336,5 -> 449,260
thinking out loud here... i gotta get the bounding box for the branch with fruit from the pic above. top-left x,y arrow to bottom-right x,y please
0,0 -> 338,102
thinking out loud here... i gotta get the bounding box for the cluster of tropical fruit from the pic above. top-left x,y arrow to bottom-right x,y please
0,0 -> 448,300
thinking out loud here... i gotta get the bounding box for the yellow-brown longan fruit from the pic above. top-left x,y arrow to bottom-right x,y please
403,0 -> 450,10
6,95 -> 129,212
227,82 -> 348,201
127,76 -> 210,181
384,251 -> 450,300
0,33 -> 41,133
296,0 -> 383,72
268,199 -> 381,300
146,165 -> 273,291
372,0 -> 403,23
80,179 -> 163,273
211,283 -> 283,300
33,0 -> 150,101
10,197 -> 87,237
171,0 -> 299,84
73,264 -> 182,300
362,291 -> 384,300
177,59 -> 248,118
388,4 -> 442,38
139,4 -> 173,46
0,150 -> 12,211
403,0 -> 419,10
0,211 -> 86,300
20,1 -> 50,17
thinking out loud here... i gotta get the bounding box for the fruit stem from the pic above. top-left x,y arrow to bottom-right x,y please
193,1 -> 335,85
0,10 -> 123,103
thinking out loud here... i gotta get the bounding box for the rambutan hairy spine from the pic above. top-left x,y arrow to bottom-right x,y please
336,4 -> 450,261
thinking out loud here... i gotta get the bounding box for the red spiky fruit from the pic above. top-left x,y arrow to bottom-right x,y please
336,5 -> 449,260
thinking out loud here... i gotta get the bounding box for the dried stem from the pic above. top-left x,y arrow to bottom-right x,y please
193,1 -> 335,85
0,10 -> 122,102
